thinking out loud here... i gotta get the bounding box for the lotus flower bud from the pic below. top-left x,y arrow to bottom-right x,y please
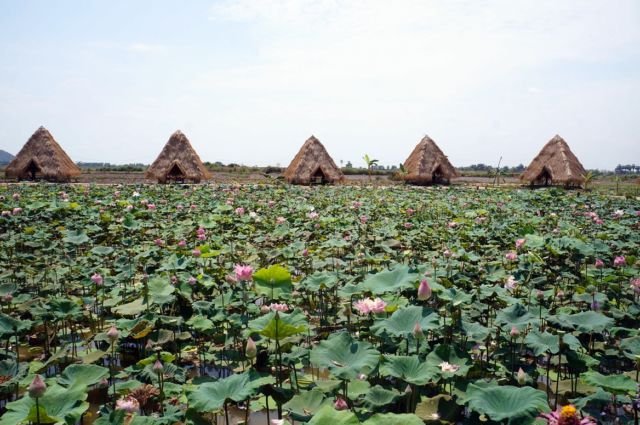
417,279 -> 432,301
152,360 -> 163,373
334,397 -> 348,411
246,337 -> 257,359
510,326 -> 519,338
28,374 -> 46,398
106,326 -> 119,342
413,322 -> 424,340
115,396 -> 140,413
517,368 -> 526,385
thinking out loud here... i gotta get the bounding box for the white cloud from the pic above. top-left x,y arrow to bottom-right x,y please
127,43 -> 167,53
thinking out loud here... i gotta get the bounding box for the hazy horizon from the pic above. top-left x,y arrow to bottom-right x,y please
1,1 -> 639,169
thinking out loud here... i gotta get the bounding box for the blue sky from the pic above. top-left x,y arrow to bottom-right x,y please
0,0 -> 638,169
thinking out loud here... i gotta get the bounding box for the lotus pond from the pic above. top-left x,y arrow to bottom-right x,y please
0,184 -> 639,425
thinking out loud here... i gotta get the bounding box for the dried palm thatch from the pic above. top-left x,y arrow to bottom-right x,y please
146,130 -> 212,183
4,126 -> 81,182
520,135 -> 586,187
402,135 -> 459,185
283,136 -> 344,185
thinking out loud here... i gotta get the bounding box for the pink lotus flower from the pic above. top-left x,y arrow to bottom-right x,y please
594,258 -> 604,268
28,374 -> 46,398
246,337 -> 257,359
307,211 -> 319,220
540,405 -> 596,425
417,279 -> 431,300
594,218 -> 603,225
190,204 -> 197,210
403,222 -> 413,229
176,204 -> 184,210
517,368 -> 526,385
2,294 -> 13,303
1,211 -> 10,216
630,277 -> 640,294
91,273 -> 103,286
235,207 -> 245,215
505,275 -> 517,291
147,203 -> 156,210
351,201 -> 362,209
406,208 -> 415,216
413,322 -> 424,340
152,360 -> 163,373
443,249 -> 452,258
268,200 -> 276,208
12,193 -> 20,200
188,276 -> 197,286
115,396 -> 140,413
439,361 -> 459,373
234,264 -> 254,281
334,397 -> 348,411
154,239 -> 164,247
515,238 -> 526,250
177,240 -> 187,248
353,297 -> 387,315
447,221 -> 457,228
505,251 -> 518,262
192,249 -> 201,257
269,303 -> 289,312
107,326 -> 119,342
510,326 -> 520,337
302,248 -> 309,257
612,209 -> 624,218
276,216 -> 287,225
614,256 -> 626,267
12,207 -> 22,215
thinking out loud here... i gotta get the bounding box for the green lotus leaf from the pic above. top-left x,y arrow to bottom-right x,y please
381,355 -> 433,385
307,404 -> 359,425
425,344 -> 472,378
415,394 -> 460,423
0,383 -> 89,425
464,383 -> 550,424
553,311 -> 614,333
310,332 -> 380,380
90,246 -> 114,256
300,271 -> 339,291
63,229 -> 90,245
524,330 -> 560,356
437,288 -> 472,306
188,371 -> 266,412
186,315 -> 215,334
371,306 -> 439,338
358,265 -> 418,295
253,265 -> 293,299
620,336 -> 640,360
362,385 -> 400,408
581,371 -> 636,395
283,389 -> 331,421
112,297 -> 146,316
147,277 -> 175,306
58,364 -> 109,388
495,303 -> 539,329
362,413 -> 424,425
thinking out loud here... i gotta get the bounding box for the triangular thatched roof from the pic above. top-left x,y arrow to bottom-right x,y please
146,130 -> 212,183
4,126 -> 81,182
520,135 -> 586,186
283,136 -> 344,185
402,135 -> 458,185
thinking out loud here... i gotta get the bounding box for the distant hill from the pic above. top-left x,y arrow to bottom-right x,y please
0,150 -> 14,164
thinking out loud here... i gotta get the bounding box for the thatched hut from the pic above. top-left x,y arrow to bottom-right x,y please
402,135 -> 458,185
146,130 -> 212,183
283,136 -> 344,185
520,135 -> 586,187
4,126 -> 81,182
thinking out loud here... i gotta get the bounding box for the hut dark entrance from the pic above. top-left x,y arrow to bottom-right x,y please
25,159 -> 42,180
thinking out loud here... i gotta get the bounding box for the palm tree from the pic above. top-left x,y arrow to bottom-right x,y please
363,154 -> 379,180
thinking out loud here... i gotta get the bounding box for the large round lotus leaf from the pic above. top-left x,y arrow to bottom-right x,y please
380,355 -> 433,385
307,404 -> 359,425
437,288 -> 472,306
57,364 -> 109,388
63,229 -> 90,245
300,271 -> 339,290
553,311 -> 615,334
0,383 -> 89,425
425,344 -> 472,378
247,309 -> 308,341
581,371 -> 636,395
362,413 -> 424,425
363,385 -> 400,408
371,306 -> 439,338
620,336 -> 640,360
357,265 -> 418,295
283,389 -> 331,421
415,394 -> 461,423
253,264 -> 293,299
464,384 -> 550,424
524,330 -> 560,356
310,332 -> 380,381
147,277 -> 175,306
188,371 -> 267,412
495,303 -> 539,329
